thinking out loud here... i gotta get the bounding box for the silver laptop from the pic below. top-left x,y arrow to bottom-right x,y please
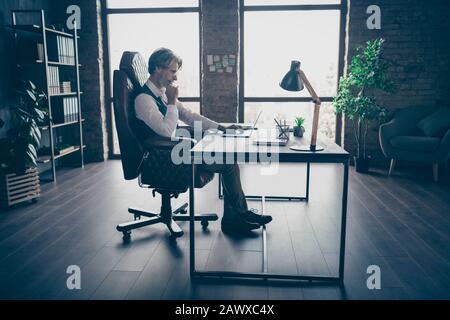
221,111 -> 262,138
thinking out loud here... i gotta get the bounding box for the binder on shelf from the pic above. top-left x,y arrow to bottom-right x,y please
63,36 -> 66,64
37,43 -> 44,61
47,66 -> 60,94
69,38 -> 74,65
56,35 -> 61,62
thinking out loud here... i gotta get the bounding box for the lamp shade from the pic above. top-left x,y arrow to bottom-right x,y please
280,60 -> 304,92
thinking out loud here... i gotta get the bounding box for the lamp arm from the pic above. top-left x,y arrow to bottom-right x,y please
299,70 -> 321,150
299,70 -> 321,105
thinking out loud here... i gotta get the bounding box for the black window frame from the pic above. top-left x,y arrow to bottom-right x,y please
238,0 -> 347,145
101,0 -> 202,158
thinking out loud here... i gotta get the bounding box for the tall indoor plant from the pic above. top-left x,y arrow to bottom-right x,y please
0,80 -> 48,174
0,80 -> 47,207
333,38 -> 395,173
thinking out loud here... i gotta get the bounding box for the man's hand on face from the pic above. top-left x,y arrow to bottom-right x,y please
166,84 -> 179,105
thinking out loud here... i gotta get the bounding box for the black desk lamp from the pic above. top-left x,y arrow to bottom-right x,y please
280,60 -> 324,151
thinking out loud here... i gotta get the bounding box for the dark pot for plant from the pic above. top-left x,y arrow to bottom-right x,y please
293,126 -> 305,137
354,156 -> 371,173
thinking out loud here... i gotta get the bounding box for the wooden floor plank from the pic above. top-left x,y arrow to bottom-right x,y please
351,172 -> 450,294
0,161 -> 449,299
90,271 -> 140,300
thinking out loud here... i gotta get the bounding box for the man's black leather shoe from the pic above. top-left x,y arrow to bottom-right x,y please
240,209 -> 272,225
221,215 -> 260,235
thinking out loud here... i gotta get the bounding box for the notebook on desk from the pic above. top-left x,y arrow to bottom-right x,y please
252,138 -> 288,146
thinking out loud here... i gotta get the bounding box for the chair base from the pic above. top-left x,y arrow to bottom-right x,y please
116,202 -> 218,241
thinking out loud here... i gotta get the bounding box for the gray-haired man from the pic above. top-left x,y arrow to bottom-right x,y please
133,48 -> 272,234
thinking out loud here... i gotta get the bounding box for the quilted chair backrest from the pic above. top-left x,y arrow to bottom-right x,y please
119,51 -> 148,88
112,52 -> 149,180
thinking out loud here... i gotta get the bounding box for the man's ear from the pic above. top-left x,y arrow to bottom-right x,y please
155,66 -> 163,75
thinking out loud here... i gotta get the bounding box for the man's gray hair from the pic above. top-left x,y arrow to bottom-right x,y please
148,48 -> 182,75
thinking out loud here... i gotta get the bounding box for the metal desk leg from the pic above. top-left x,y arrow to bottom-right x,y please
189,163 -> 195,276
218,162 -> 310,201
193,161 -> 345,284
218,173 -> 222,198
338,159 -> 349,284
305,162 -> 310,201
262,196 -> 268,274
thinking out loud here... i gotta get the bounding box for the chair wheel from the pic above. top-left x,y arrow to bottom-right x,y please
179,209 -> 187,214
171,230 -> 184,238
201,220 -> 209,229
134,214 -> 141,220
122,231 -> 131,241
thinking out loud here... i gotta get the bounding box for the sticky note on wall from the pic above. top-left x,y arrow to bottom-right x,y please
207,53 -> 237,73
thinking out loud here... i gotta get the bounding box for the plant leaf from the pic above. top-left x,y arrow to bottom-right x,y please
28,80 -> 36,90
28,143 -> 37,158
30,125 -> 41,145
26,150 -> 37,167
34,108 -> 45,120
26,89 -> 36,102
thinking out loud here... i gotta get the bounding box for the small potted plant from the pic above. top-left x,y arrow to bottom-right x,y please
293,117 -> 305,137
0,80 -> 48,207
333,38 -> 395,173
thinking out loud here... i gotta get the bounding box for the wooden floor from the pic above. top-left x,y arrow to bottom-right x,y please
0,160 -> 449,300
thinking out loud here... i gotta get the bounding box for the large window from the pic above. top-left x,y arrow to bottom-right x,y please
105,0 -> 200,156
242,0 -> 344,141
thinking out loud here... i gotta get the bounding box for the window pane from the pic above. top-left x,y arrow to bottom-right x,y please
244,10 -> 340,97
107,13 -> 199,97
245,0 -> 340,5
107,0 -> 198,8
245,102 -> 335,141
179,101 -> 200,115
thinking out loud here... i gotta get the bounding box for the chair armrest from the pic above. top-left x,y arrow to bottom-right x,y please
379,119 -> 402,158
379,118 -> 402,141
142,136 -> 197,150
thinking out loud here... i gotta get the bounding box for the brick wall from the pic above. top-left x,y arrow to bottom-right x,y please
201,0 -> 240,122
344,0 -> 450,166
76,0 -> 108,162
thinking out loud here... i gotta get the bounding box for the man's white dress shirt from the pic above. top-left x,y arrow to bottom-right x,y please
134,79 -> 218,138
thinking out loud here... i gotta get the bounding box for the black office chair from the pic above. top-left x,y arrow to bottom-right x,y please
112,51 -> 218,241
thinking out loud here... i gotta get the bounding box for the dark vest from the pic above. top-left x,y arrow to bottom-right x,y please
132,84 -> 168,142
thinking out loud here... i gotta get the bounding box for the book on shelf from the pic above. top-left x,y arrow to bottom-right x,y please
60,81 -> 71,93
64,97 -> 78,122
47,66 -> 60,94
55,145 -> 75,155
52,96 -> 78,123
56,35 -> 75,64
